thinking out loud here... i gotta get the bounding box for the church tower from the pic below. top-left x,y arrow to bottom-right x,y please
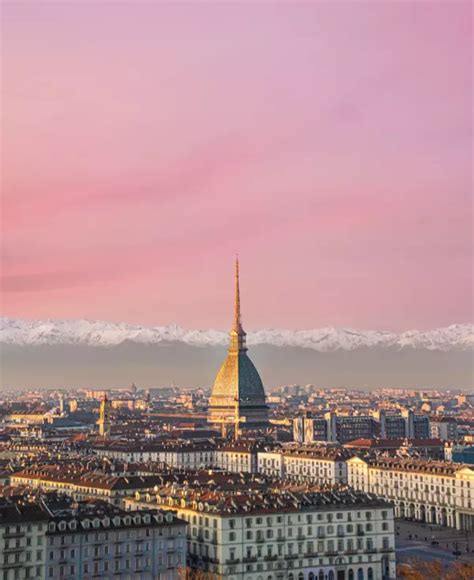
208,258 -> 269,432
98,394 -> 111,437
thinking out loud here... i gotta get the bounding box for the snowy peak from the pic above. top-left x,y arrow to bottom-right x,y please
1,317 -> 472,352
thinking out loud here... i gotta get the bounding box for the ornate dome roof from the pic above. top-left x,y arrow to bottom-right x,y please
208,258 -> 268,419
211,351 -> 266,404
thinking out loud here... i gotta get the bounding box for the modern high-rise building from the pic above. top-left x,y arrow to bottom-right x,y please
207,259 -> 269,432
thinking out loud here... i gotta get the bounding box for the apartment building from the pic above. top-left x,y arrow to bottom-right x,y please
430,418 -> 459,442
347,457 -> 474,531
93,440 -> 216,469
45,502 -> 186,580
258,446 -> 349,485
0,499 -> 187,580
127,487 -> 396,580
0,502 -> 48,580
294,411 -> 431,444
11,466 -> 164,507
213,442 -> 259,474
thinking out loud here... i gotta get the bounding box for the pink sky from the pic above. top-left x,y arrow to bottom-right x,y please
1,1 -> 472,331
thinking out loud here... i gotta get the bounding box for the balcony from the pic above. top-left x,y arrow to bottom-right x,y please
276,536 -> 285,542
225,558 -> 240,565
380,547 -> 394,553
325,550 -> 338,556
304,551 -> 317,558
264,555 -> 278,561
3,546 -> 24,553
243,556 -> 257,563
285,554 -> 298,560
366,548 -> 377,554
3,531 -> 25,538
256,537 -> 265,543
345,549 -> 357,555
356,530 -> 365,536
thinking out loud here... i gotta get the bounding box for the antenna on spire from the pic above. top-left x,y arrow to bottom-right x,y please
229,255 -> 247,352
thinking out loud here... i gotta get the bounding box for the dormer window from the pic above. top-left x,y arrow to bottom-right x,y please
48,523 -> 56,533
58,522 -> 66,531
69,521 -> 77,531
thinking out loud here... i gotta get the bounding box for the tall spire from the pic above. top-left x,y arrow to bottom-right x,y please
229,256 -> 247,353
233,255 -> 242,332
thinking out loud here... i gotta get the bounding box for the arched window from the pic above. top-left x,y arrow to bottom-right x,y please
357,569 -> 364,580
319,571 -> 324,580
368,569 -> 373,580
288,575 -> 294,580
298,574 -> 304,580
348,570 -> 354,580
309,574 -> 315,580
328,572 -> 335,580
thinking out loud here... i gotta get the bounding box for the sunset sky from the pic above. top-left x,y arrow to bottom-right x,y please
2,1 -> 472,331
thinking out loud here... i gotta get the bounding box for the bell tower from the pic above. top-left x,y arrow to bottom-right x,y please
98,394 -> 111,437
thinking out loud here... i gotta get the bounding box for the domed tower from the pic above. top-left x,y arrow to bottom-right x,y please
208,258 -> 269,432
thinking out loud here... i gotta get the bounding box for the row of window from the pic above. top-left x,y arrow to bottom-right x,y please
228,521 -> 389,541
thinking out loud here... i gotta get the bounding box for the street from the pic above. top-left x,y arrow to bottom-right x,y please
395,518 -> 474,567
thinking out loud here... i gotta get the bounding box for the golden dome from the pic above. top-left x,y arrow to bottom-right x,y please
208,258 -> 268,427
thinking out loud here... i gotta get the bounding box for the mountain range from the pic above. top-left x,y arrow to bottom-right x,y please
1,317 -> 473,389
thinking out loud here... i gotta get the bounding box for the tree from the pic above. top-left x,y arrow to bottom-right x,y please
397,560 -> 443,580
397,559 -> 474,580
445,562 -> 474,580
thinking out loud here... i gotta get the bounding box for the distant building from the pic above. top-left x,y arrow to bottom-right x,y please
97,394 -> 111,437
401,409 -> 430,439
430,417 -> 458,441
11,467 -> 164,507
258,446 -> 349,485
446,444 -> 474,465
208,259 -> 268,433
294,410 -> 431,444
344,438 -> 444,460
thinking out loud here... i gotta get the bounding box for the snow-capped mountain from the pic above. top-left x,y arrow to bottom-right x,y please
1,317 -> 472,352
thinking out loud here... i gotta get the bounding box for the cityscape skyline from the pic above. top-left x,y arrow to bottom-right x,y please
2,2 -> 472,331
1,3 -> 473,579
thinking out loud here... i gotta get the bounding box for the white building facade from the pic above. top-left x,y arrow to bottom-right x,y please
126,490 -> 396,580
347,457 -> 474,531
